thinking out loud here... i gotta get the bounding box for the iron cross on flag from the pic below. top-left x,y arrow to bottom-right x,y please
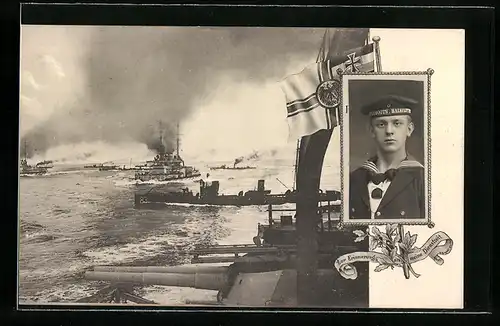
345,52 -> 361,72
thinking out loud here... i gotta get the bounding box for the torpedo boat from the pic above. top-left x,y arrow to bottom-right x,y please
134,178 -> 340,208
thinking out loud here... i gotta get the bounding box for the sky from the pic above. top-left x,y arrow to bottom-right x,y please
19,26 -> 328,161
19,27 -> 464,169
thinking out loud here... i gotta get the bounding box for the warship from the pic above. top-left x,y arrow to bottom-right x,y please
19,141 -> 51,176
208,164 -> 256,171
134,178 -> 341,208
83,163 -> 103,169
209,158 -> 256,171
35,160 -> 54,169
98,162 -> 120,171
134,122 -> 201,183
20,159 -> 49,176
85,159 -> 136,171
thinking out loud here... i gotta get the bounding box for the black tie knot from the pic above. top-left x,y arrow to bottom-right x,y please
369,168 -> 398,185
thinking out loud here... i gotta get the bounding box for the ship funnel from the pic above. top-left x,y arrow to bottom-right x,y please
257,179 -> 265,192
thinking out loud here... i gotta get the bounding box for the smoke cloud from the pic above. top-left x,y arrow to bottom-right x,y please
20,26 -> 328,158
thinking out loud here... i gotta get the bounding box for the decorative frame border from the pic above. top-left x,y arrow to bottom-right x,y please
337,69 -> 434,229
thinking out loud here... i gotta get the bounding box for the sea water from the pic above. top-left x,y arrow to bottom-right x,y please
18,156 -> 339,305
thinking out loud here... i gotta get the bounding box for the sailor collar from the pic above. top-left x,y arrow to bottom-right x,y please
361,156 -> 423,174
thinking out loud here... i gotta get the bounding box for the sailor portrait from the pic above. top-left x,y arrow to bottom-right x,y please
349,94 -> 425,220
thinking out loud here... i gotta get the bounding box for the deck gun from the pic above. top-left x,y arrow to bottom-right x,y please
80,202 -> 368,307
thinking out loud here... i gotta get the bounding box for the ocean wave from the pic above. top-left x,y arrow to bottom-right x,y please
81,212 -> 230,268
23,232 -> 58,244
19,283 -> 101,304
20,220 -> 45,234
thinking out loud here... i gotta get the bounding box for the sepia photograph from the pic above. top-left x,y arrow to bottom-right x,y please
340,72 -> 432,226
18,24 -> 464,309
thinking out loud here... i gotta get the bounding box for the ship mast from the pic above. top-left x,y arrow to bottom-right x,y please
158,120 -> 163,146
23,139 -> 28,161
176,122 -> 180,156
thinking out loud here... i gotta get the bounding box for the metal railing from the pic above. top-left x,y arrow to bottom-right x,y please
265,201 -> 340,232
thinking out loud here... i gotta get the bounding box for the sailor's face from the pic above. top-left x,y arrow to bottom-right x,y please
370,115 -> 414,153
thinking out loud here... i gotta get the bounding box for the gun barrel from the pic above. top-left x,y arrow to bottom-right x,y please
191,256 -> 236,264
84,271 -> 228,291
185,299 -> 223,305
93,265 -> 228,274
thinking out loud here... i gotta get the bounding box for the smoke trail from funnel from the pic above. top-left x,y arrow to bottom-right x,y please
20,26 -> 329,158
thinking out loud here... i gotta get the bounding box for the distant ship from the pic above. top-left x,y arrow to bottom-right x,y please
35,160 -> 54,169
98,162 -> 120,171
209,164 -> 257,171
20,159 -> 49,176
19,141 -> 51,176
209,155 -> 257,171
84,159 -> 135,171
134,122 -> 201,183
84,163 -> 103,169
83,162 -> 120,171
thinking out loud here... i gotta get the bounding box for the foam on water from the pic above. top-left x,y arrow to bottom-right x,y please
140,285 -> 218,306
82,211 -> 226,266
135,207 -> 264,305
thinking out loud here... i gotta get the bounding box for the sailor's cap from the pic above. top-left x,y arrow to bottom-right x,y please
360,95 -> 418,118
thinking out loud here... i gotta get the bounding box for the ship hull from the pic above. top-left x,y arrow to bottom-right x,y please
134,172 -> 201,183
20,168 -> 48,177
209,167 -> 257,171
135,193 -> 269,207
20,173 -> 47,177
99,167 -> 119,171
20,160 -> 50,176
134,191 -> 340,208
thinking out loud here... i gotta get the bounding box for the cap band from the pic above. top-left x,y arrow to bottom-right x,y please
369,107 -> 412,117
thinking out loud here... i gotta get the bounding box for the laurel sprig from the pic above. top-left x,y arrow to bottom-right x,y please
352,224 -> 420,274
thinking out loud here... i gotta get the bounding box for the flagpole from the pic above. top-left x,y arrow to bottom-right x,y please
372,36 -> 382,72
316,29 -> 328,63
295,27 -> 330,306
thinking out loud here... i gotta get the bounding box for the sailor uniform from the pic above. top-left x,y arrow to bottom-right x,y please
349,158 -> 425,219
349,94 -> 425,219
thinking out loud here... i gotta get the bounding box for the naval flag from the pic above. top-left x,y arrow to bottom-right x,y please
280,42 -> 375,141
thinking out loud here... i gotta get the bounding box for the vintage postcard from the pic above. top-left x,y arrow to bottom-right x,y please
18,25 -> 464,309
